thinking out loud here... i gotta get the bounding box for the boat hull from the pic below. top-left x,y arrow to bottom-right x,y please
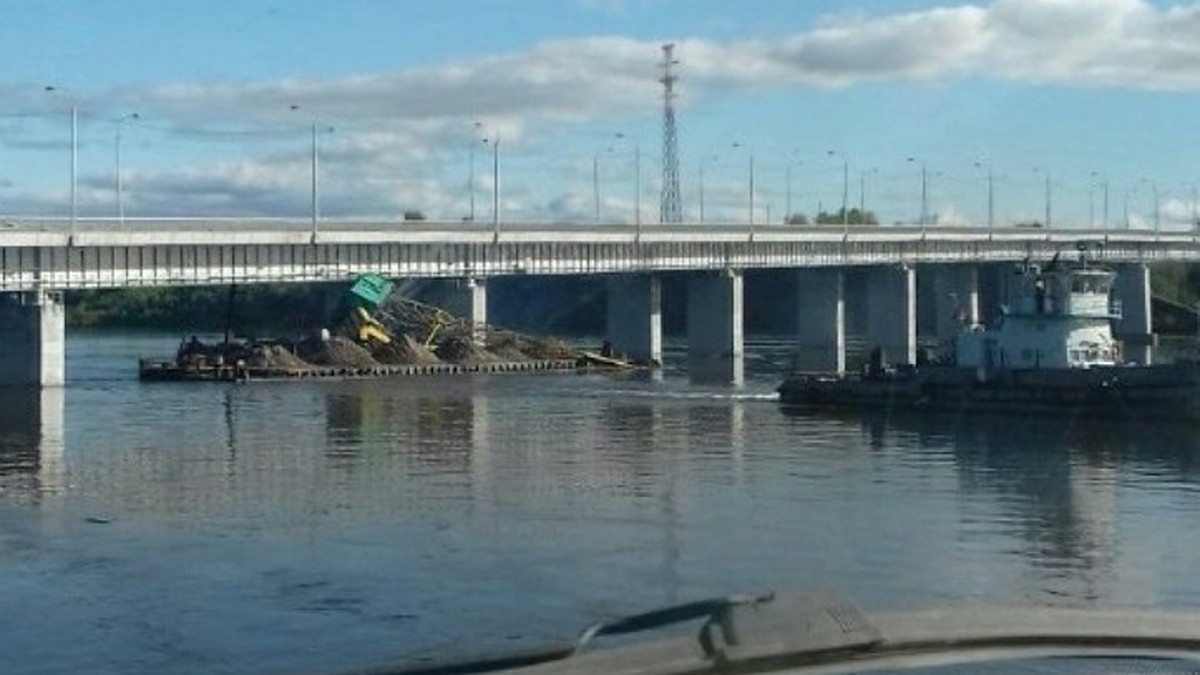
777,364 -> 1200,420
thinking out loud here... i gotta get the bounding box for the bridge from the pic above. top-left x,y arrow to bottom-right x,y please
3,217 -> 1189,387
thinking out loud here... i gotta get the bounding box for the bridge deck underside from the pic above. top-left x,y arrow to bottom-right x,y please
3,236 -> 1196,291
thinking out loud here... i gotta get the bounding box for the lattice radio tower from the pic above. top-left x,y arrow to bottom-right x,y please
659,43 -> 682,224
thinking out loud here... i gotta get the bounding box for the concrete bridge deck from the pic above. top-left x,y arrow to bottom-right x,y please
2,218 -> 1197,292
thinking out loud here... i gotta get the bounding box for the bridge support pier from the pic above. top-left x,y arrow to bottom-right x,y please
453,278 -> 488,347
1114,263 -> 1153,364
933,265 -> 979,355
687,269 -> 744,383
795,268 -> 845,374
606,275 -> 662,365
866,265 -> 916,366
0,291 -> 65,388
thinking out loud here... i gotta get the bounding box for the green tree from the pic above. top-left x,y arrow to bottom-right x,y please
814,207 -> 877,225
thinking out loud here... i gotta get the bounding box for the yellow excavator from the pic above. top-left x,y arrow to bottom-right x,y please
352,306 -> 393,346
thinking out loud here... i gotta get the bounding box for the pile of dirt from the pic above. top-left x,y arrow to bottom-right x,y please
303,336 -> 381,368
518,336 -> 576,360
373,334 -> 442,365
437,335 -> 501,364
260,344 -> 311,370
486,335 -> 531,362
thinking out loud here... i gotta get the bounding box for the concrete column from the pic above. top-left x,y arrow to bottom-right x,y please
976,263 -> 1009,326
934,265 -> 980,347
465,278 -> 487,347
865,265 -> 916,366
0,291 -> 65,387
795,268 -> 845,374
687,269 -> 744,384
605,274 -> 662,365
1114,262 -> 1153,364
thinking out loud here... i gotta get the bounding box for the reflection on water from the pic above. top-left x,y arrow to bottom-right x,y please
783,407 -> 1200,606
0,386 -> 64,498
2,333 -> 1200,675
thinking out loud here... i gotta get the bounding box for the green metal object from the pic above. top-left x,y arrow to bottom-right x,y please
349,274 -> 394,308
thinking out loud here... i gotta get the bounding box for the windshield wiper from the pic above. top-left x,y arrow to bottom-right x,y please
346,592 -> 1200,675
371,591 -> 878,674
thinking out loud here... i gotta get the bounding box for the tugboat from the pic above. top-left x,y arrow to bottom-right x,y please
778,253 -> 1200,419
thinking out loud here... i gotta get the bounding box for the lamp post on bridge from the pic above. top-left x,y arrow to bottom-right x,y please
827,150 -> 849,233
592,151 -> 600,222
906,157 -> 930,228
613,132 -> 641,237
115,112 -> 140,227
1089,171 -> 1109,230
481,135 -> 500,240
731,142 -> 754,230
1031,167 -> 1052,229
289,105 -> 333,241
43,86 -> 77,239
784,150 -> 802,224
974,160 -> 995,229
1150,179 -> 1160,234
1189,183 -> 1198,231
468,120 -> 482,222
858,166 -> 878,224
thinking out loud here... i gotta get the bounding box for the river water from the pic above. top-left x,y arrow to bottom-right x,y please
2,331 -> 1200,674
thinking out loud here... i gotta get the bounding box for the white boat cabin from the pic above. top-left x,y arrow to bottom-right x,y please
955,264 -> 1121,370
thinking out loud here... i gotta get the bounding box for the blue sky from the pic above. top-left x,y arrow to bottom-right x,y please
1,0 -> 1199,228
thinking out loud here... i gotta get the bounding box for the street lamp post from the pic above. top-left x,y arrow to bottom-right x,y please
828,151 -> 848,231
907,157 -> 929,227
1185,182 -> 1195,229
1090,171 -> 1109,229
310,122 -> 319,235
1151,180 -> 1160,233
1123,185 -> 1137,229
468,121 -> 483,221
614,133 -> 640,231
1032,167 -> 1052,228
44,86 -> 77,238
481,136 -> 500,239
858,167 -> 878,221
290,105 -> 332,240
731,142 -> 754,226
975,161 -> 995,228
697,155 -> 715,224
902,156 -> 931,224
785,151 -> 801,223
592,152 -> 600,222
115,112 -> 139,226
1045,172 -> 1052,229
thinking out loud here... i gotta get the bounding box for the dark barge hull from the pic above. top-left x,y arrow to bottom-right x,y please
777,364 -> 1200,420
139,358 -> 590,382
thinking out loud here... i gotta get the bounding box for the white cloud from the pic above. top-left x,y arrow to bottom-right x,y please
11,0 -> 1200,219
1162,196 -> 1200,227
103,0 -> 1200,133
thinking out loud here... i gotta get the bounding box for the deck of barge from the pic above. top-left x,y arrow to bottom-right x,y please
139,358 -> 586,382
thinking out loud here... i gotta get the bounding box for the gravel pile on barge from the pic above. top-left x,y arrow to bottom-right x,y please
138,274 -> 643,381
